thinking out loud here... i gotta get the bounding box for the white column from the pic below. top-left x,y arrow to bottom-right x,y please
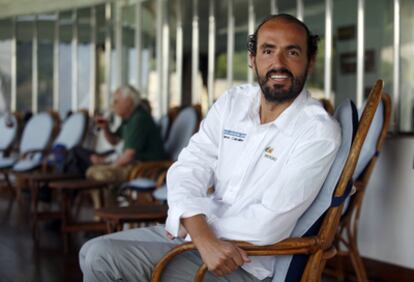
71,10 -> 78,111
89,7 -> 96,116
176,0 -> 183,106
11,18 -> 16,112
227,0 -> 234,87
356,0 -> 365,108
247,0 -> 255,84
156,0 -> 163,114
32,16 -> 38,113
135,1 -> 142,91
324,0 -> 333,99
162,10 -> 170,113
393,0 -> 400,132
191,0 -> 199,105
296,0 -> 304,21
104,3 -> 111,108
271,0 -> 279,14
53,12 -> 60,111
207,0 -> 216,107
115,2 -> 123,87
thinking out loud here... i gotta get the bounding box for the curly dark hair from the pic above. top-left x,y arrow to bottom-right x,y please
247,14 -> 320,61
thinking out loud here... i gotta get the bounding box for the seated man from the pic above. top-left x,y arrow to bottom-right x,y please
86,85 -> 167,182
80,14 -> 341,282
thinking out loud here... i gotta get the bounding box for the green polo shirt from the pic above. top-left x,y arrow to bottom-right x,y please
114,106 -> 167,161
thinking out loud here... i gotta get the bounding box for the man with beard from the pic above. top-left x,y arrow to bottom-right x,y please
80,14 -> 341,282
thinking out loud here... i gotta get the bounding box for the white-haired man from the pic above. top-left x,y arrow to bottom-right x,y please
87,85 -> 167,182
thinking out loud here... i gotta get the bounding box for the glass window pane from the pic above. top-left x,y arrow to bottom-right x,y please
16,16 -> 34,113
142,0 -> 157,115
0,19 -> 12,112
365,0 -> 393,126
304,0 -> 325,99
214,0 -> 229,100
122,2 -> 136,88
96,4 -> 109,112
168,0 -> 179,108
78,8 -> 92,110
400,0 -> 414,131
333,0 -> 357,106
233,0 -> 248,84
37,14 -> 55,112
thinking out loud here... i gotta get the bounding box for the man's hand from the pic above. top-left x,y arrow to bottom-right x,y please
180,214 -> 250,277
195,238 -> 250,276
90,154 -> 106,165
95,116 -> 109,131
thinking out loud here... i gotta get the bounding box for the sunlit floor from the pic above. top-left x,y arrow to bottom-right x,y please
0,188 -> 358,282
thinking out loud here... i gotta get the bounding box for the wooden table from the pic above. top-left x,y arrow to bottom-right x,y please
20,172 -> 81,239
48,179 -> 119,252
95,204 -> 168,233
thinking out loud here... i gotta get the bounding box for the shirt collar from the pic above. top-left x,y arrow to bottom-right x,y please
241,88 -> 309,136
272,89 -> 308,136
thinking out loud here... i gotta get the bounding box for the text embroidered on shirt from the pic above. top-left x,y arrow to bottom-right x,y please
223,129 -> 247,142
264,146 -> 277,161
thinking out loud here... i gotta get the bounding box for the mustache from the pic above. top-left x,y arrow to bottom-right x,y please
265,68 -> 294,79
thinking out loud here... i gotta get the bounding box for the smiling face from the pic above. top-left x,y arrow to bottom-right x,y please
250,18 -> 314,103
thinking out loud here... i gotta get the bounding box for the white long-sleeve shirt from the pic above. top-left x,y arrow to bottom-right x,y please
165,84 -> 341,279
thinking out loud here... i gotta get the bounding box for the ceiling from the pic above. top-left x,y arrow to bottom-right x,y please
0,0 -> 106,18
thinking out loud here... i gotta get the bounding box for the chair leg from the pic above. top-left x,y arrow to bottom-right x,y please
349,241 -> 368,282
301,251 -> 324,282
334,253 -> 346,281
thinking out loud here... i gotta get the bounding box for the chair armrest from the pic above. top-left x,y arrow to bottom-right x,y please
151,236 -> 322,282
128,160 -> 173,180
21,148 -> 48,159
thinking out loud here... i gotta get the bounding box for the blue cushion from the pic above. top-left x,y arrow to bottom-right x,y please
20,112 -> 54,154
0,157 -> 17,169
53,112 -> 87,149
123,178 -> 157,190
272,99 -> 358,282
164,107 -> 198,161
353,100 -> 384,179
13,153 -> 43,172
0,114 -> 18,151
153,185 -> 167,201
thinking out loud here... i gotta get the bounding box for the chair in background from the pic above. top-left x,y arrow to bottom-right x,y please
0,113 -> 20,194
331,93 -> 392,282
122,105 -> 200,201
0,112 -> 57,199
23,110 -> 90,239
94,105 -> 201,232
320,98 -> 335,115
150,80 -> 383,282
158,105 -> 181,141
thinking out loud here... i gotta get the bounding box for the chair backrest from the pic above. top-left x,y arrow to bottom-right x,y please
319,98 -> 335,115
158,114 -> 170,141
272,80 -> 383,281
0,113 -> 19,153
19,112 -> 55,154
52,110 -> 88,149
339,93 -> 391,232
353,93 -> 391,179
164,106 -> 198,161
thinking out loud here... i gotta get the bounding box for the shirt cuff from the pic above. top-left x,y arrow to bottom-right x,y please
165,198 -> 215,237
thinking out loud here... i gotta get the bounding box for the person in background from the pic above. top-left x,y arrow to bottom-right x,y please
87,85 -> 167,182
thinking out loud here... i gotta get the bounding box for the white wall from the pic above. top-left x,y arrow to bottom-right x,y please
358,136 -> 414,269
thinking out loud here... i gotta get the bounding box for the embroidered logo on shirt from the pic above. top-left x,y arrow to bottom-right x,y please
264,146 -> 277,161
223,129 -> 247,142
